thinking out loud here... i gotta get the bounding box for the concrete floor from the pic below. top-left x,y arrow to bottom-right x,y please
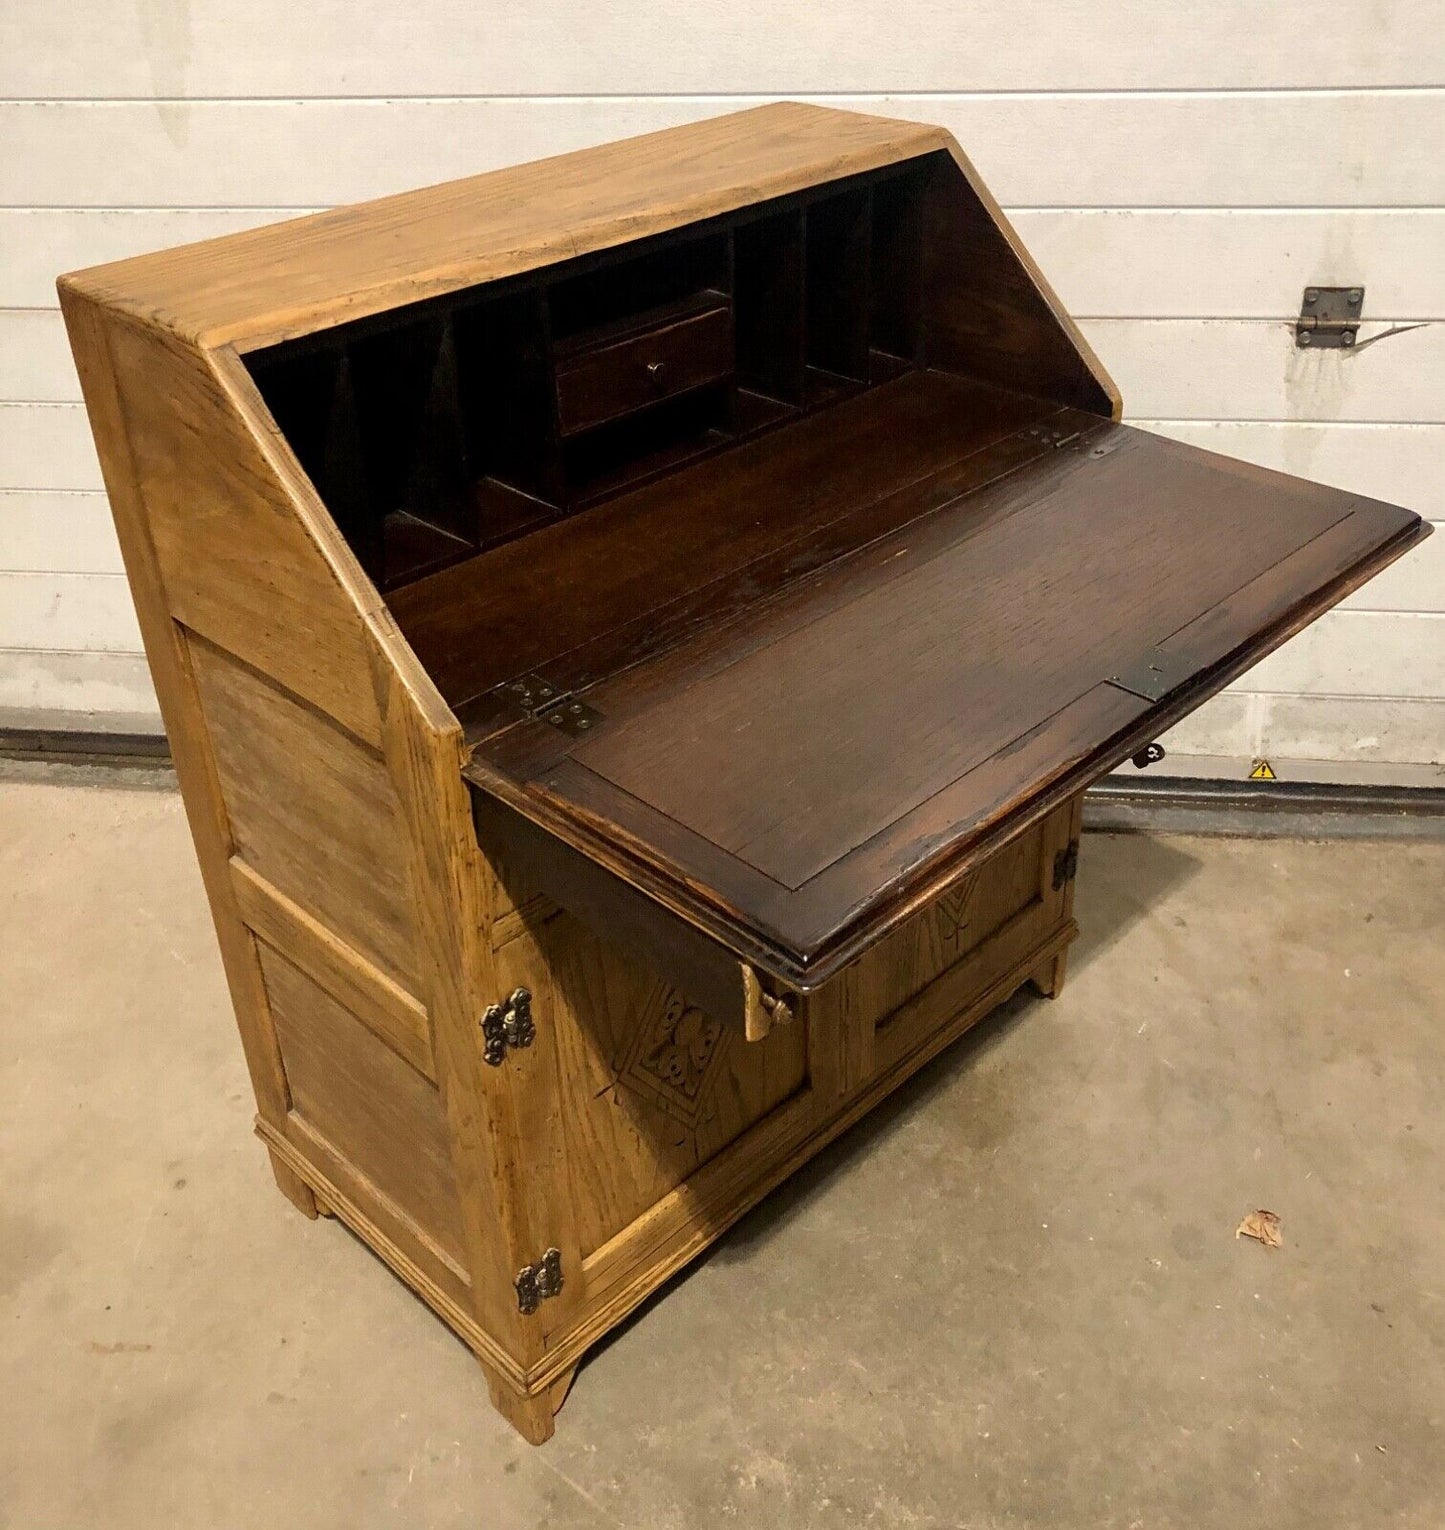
1,777 -> 1442,1530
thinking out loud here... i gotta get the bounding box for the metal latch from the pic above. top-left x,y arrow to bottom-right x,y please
515,1247 -> 563,1314
481,987 -> 535,1066
1052,841 -> 1080,891
1297,286 -> 1363,349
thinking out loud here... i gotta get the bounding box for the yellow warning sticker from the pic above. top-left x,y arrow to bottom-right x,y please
1249,760 -> 1277,781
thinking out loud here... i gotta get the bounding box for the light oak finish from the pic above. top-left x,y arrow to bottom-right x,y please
59,104 -> 1426,1445
60,101 -> 1093,370
230,856 -> 434,1081
259,944 -> 467,1273
192,635 -> 419,990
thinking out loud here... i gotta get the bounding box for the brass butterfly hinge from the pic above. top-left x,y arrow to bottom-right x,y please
489,673 -> 604,736
1052,841 -> 1080,891
481,987 -> 535,1066
515,1247 -> 563,1314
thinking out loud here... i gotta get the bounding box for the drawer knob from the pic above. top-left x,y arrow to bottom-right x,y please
645,360 -> 668,391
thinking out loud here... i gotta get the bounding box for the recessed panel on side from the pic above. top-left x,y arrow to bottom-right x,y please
260,944 -> 467,1273
190,635 -> 422,994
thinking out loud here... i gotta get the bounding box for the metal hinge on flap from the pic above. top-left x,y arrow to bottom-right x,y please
1296,286 -> 1364,349
515,1248 -> 563,1314
491,672 -> 604,737
481,987 -> 534,1066
1052,841 -> 1080,891
1108,647 -> 1196,703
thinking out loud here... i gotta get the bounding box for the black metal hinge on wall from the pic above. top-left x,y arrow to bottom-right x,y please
481,987 -> 535,1066
1052,840 -> 1080,891
515,1247 -> 563,1314
1296,286 -> 1364,349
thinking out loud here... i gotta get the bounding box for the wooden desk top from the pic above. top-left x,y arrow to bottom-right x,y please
62,103 -> 947,353
389,371 -> 1425,988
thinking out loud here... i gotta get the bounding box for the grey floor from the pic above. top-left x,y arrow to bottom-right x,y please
1,776 -> 1442,1529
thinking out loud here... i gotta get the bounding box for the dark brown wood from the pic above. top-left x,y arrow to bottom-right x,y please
389,372 -> 1061,709
805,183 -> 872,384
572,433 -> 1377,891
458,410 -> 1425,988
734,209 -> 805,405
244,148 -> 1110,591
554,293 -> 733,436
920,152 -> 1115,416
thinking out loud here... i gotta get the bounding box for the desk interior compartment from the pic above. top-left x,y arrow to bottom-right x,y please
243,157 -> 940,593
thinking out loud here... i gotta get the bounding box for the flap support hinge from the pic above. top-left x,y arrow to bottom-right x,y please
491,673 -> 603,736
742,966 -> 798,1043
1107,647 -> 1196,703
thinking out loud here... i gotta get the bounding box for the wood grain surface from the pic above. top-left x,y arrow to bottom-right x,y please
462,383 -> 1425,984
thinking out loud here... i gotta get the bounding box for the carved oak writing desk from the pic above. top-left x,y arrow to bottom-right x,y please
60,103 -> 1429,1443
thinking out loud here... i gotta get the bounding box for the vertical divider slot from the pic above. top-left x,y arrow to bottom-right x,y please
453,288 -> 565,549
348,318 -> 478,587
250,340 -> 385,582
804,185 -> 872,404
734,208 -> 806,419
868,169 -> 925,381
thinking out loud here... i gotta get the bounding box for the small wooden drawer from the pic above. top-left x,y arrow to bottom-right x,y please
555,298 -> 733,436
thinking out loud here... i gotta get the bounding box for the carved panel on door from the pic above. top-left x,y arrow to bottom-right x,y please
614,983 -> 731,1132
526,911 -> 811,1261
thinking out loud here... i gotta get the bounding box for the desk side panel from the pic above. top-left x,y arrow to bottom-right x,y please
923,140 -> 1119,419
259,945 -> 469,1282
188,635 -> 420,993
58,289 -> 309,1212
57,291 -> 516,1348
95,315 -> 388,746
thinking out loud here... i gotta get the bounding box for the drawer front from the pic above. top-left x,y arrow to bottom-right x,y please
555,302 -> 733,435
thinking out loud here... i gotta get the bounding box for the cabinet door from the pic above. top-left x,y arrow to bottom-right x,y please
486,901 -> 815,1345
813,794 -> 1080,1090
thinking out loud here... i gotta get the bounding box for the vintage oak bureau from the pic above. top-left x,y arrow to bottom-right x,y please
61,103 -> 1428,1443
